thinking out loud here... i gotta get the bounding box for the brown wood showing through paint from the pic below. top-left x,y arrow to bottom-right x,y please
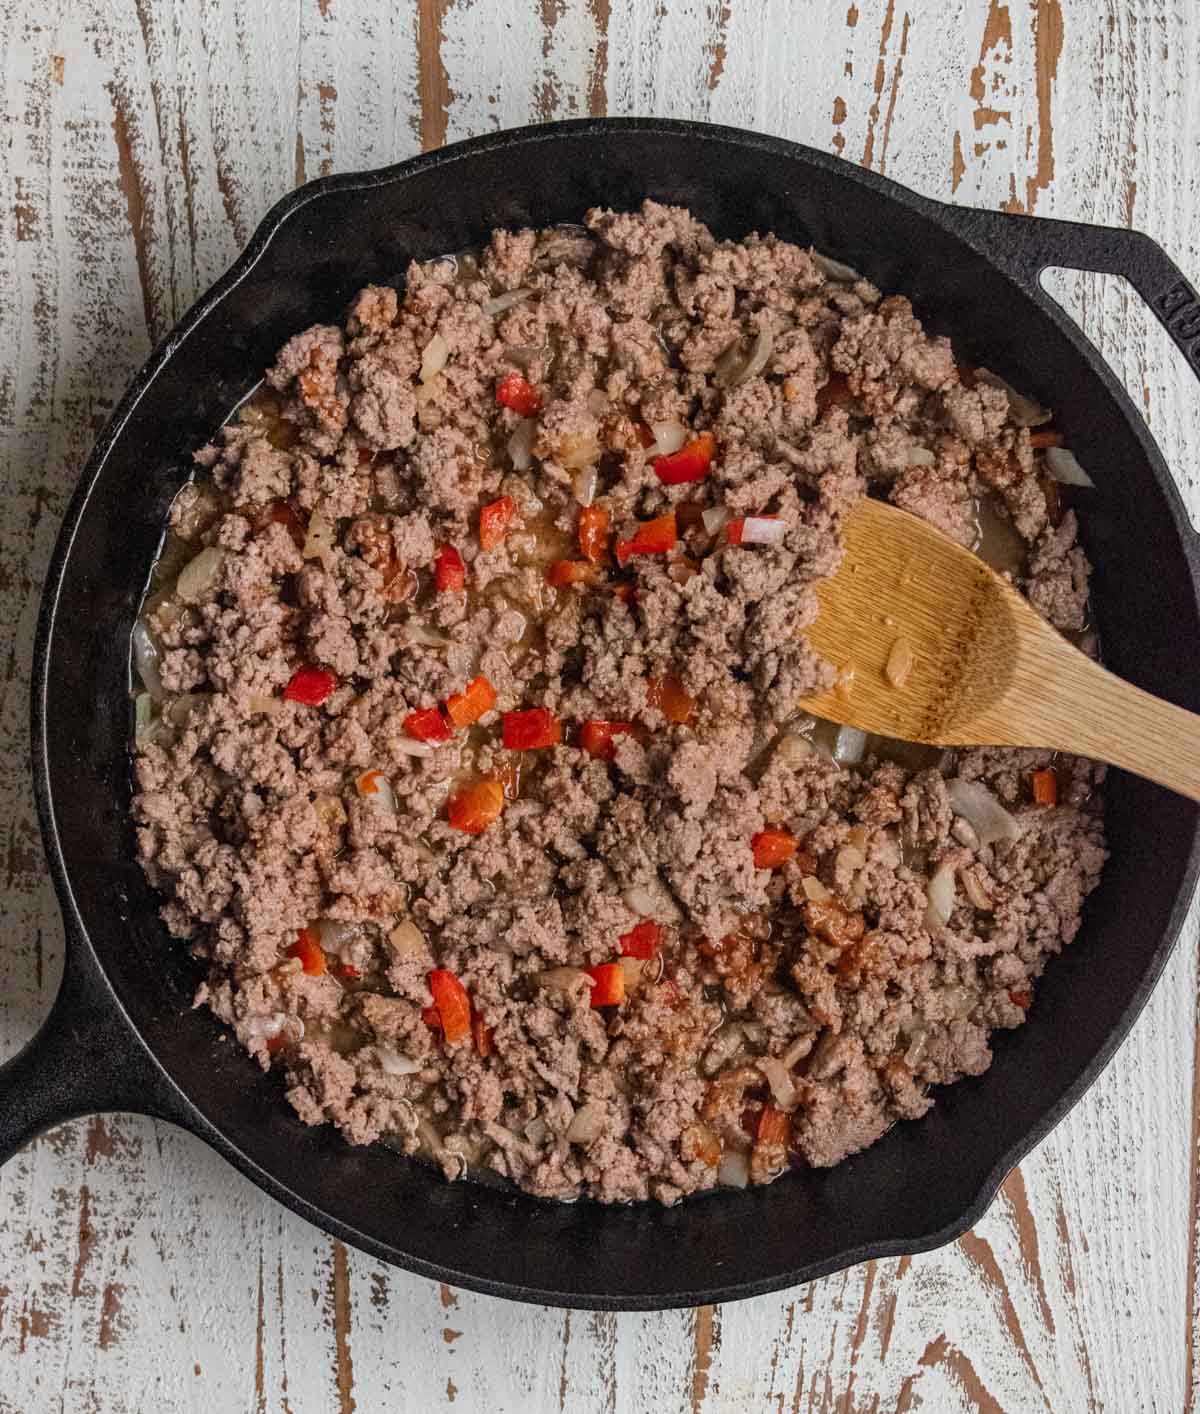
0,2 -> 1198,1411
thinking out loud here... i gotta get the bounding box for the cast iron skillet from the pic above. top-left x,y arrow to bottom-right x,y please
12,118 -> 1200,1310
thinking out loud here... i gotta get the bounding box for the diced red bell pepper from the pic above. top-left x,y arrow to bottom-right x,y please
429,969 -> 472,1043
445,675 -> 497,729
614,513 -> 677,566
288,926 -> 326,976
1009,989 -> 1032,1009
266,1032 -> 286,1055
646,674 -> 696,725
585,962 -> 626,1007
405,706 -> 452,742
335,962 -> 361,981
579,719 -> 641,762
1029,429 -> 1064,448
578,505 -> 611,562
479,496 -> 517,551
434,543 -> 467,593
610,582 -> 635,605
447,777 -> 504,834
495,372 -> 543,418
634,422 -> 656,449
652,432 -> 715,486
546,559 -> 601,588
1031,768 -> 1058,806
502,707 -> 562,751
422,1006 -> 442,1029
284,666 -> 337,706
472,1013 -> 495,1057
751,827 -> 798,870
618,921 -> 661,960
756,1103 -> 791,1147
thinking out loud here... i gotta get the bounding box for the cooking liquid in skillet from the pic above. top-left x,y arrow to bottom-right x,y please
131,239 -> 1092,1189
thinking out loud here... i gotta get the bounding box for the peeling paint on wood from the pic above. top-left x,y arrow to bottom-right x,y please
1,2 -> 1199,1411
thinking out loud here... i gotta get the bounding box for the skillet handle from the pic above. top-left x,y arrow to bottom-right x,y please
960,209 -> 1200,385
0,929 -> 184,1165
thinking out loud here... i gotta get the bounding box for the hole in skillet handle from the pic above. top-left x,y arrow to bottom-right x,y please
0,923 -> 185,1165
949,205 -> 1200,386
945,204 -> 1200,550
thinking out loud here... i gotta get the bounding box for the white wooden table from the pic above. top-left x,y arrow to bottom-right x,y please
3,2 -> 1199,1408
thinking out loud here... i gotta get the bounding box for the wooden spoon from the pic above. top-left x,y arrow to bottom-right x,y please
798,497 -> 1200,801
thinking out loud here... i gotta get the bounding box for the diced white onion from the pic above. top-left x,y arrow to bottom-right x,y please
559,433 -> 601,470
946,778 -> 1023,846
524,1116 -> 549,1147
713,341 -> 744,386
132,620 -> 164,700
482,288 -> 533,317
388,920 -> 427,957
303,506 -> 337,568
507,417 -> 536,471
702,505 -> 731,535
503,344 -> 544,365
378,1048 -> 422,1077
739,516 -> 787,546
718,1150 -> 750,1189
394,736 -> 435,758
975,368 -> 1052,427
1044,446 -> 1095,487
415,372 -> 446,429
565,1101 -> 606,1144
537,966 -> 593,994
573,463 -> 598,507
357,771 -> 396,813
730,326 -> 774,388
645,419 -> 688,458
924,860 -> 957,930
960,867 -> 994,911
619,957 -> 645,992
623,881 -> 682,921
775,733 -> 812,764
780,1033 -> 815,1069
942,984 -> 976,1020
585,389 -> 609,416
243,1012 -> 288,1042
757,1056 -> 799,1112
133,692 -> 158,746
833,726 -> 868,764
248,694 -> 284,717
175,546 -> 224,603
812,251 -> 864,283
419,332 -> 449,383
801,875 -> 831,902
318,918 -> 357,952
403,618 -> 452,648
907,445 -> 936,467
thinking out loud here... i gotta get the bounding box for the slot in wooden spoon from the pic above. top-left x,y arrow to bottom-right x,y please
799,497 -> 1200,801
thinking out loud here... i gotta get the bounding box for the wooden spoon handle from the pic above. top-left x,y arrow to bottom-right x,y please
1042,655 -> 1200,801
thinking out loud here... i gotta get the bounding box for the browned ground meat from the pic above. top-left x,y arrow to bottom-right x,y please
132,201 -> 1105,1204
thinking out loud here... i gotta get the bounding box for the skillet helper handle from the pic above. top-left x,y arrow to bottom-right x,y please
963,209 -> 1200,386
0,934 -> 182,1166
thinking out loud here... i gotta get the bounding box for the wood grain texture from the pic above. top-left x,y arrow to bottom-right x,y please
1,2 -> 1198,1409
801,497 -> 1200,801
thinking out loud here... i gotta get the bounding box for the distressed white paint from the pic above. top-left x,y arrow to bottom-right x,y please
1,1 -> 1199,1409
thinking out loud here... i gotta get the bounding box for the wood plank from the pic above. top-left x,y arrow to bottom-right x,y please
1,1 -> 1198,1409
